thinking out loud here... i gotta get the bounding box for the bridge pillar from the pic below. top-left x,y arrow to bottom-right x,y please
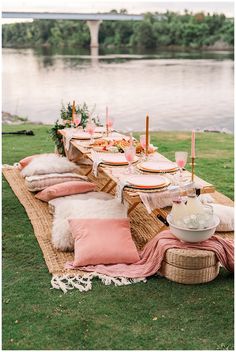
86,20 -> 102,48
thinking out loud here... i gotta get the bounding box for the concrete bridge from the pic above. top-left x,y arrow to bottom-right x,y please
2,11 -> 164,48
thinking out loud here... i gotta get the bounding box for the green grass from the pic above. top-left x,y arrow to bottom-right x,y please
2,124 -> 234,350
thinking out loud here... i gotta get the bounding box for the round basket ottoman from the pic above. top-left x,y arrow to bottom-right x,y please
160,248 -> 220,284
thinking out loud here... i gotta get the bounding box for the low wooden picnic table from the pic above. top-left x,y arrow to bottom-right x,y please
59,129 -> 218,234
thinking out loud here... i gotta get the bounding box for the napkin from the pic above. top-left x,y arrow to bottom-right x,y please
91,150 -> 102,177
64,128 -> 74,151
139,181 -> 206,213
115,178 -> 129,203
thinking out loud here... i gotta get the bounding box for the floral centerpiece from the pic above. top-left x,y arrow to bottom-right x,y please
60,102 -> 90,128
49,102 -> 100,155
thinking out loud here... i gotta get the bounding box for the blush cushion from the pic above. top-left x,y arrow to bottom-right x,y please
19,153 -> 50,170
69,218 -> 140,266
25,173 -> 88,192
52,198 -> 127,252
35,181 -> 96,202
21,154 -> 79,177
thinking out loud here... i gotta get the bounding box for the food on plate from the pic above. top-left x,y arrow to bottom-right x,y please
91,138 -> 137,153
135,142 -> 157,154
91,137 -> 157,154
90,139 -> 109,147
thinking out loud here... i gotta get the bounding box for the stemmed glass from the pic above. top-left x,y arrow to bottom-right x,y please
106,118 -> 114,136
86,121 -> 96,144
74,114 -> 81,129
140,134 -> 150,160
124,146 -> 136,174
175,151 -> 188,183
74,114 -> 81,132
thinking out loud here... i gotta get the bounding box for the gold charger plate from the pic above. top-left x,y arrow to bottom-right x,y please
138,161 -> 178,173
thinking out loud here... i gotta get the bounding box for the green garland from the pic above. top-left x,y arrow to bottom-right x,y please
48,120 -> 66,155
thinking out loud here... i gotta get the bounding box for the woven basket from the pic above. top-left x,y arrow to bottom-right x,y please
160,248 -> 219,284
165,248 -> 217,269
160,261 -> 220,284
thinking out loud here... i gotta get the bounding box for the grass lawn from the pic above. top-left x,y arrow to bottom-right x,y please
2,124 -> 234,350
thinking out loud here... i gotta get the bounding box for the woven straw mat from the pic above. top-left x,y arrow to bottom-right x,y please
2,167 -> 166,277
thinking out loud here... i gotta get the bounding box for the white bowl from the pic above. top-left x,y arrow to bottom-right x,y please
167,214 -> 220,243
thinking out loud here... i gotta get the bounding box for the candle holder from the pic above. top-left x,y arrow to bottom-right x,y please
191,157 -> 195,182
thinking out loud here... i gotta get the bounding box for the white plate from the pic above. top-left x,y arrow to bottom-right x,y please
126,175 -> 169,189
72,132 -> 103,140
98,153 -> 139,165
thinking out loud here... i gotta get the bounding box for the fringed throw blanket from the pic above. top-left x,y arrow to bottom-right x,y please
63,230 -> 234,292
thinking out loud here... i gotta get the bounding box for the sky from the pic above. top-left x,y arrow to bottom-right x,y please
2,0 -> 234,17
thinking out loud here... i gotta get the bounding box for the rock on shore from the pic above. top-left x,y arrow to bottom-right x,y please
2,111 -> 29,125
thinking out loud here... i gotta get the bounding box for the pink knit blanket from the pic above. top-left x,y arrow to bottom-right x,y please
66,230 -> 234,278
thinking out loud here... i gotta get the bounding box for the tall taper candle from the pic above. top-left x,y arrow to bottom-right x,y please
106,106 -> 109,136
191,130 -> 195,158
72,100 -> 76,124
106,106 -> 108,124
145,114 -> 149,156
191,157 -> 195,182
191,130 -> 195,182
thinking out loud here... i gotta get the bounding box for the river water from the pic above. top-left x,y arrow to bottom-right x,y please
2,47 -> 234,132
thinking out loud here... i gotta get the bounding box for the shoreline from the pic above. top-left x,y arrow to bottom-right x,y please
2,44 -> 234,52
2,112 -> 233,135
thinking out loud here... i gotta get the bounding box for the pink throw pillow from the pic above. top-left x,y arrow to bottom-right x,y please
35,181 -> 96,202
19,153 -> 48,169
69,218 -> 140,266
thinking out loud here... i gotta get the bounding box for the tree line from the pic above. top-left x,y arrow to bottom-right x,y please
2,11 -> 234,49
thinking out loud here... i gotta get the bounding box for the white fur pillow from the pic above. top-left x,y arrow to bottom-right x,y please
211,204 -> 234,232
21,154 -> 79,177
48,191 -> 114,215
52,198 -> 127,251
25,173 -> 88,192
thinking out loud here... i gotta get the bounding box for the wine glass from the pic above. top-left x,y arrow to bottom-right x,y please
86,122 -> 96,144
106,118 -> 114,136
140,134 -> 150,160
175,151 -> 188,183
124,146 -> 136,174
74,113 -> 81,129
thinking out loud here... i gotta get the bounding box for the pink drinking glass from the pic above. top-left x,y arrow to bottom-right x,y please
124,146 -> 136,174
106,118 -> 114,135
175,151 -> 188,182
86,122 -> 96,144
140,134 -> 150,160
74,114 -> 81,128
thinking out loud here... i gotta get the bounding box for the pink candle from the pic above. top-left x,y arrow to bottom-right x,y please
129,132 -> 133,146
191,130 -> 195,158
106,106 -> 108,126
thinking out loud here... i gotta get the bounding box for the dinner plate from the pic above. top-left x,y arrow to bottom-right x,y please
98,153 -> 139,165
72,132 -> 103,140
138,161 -> 178,173
126,175 -> 170,189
